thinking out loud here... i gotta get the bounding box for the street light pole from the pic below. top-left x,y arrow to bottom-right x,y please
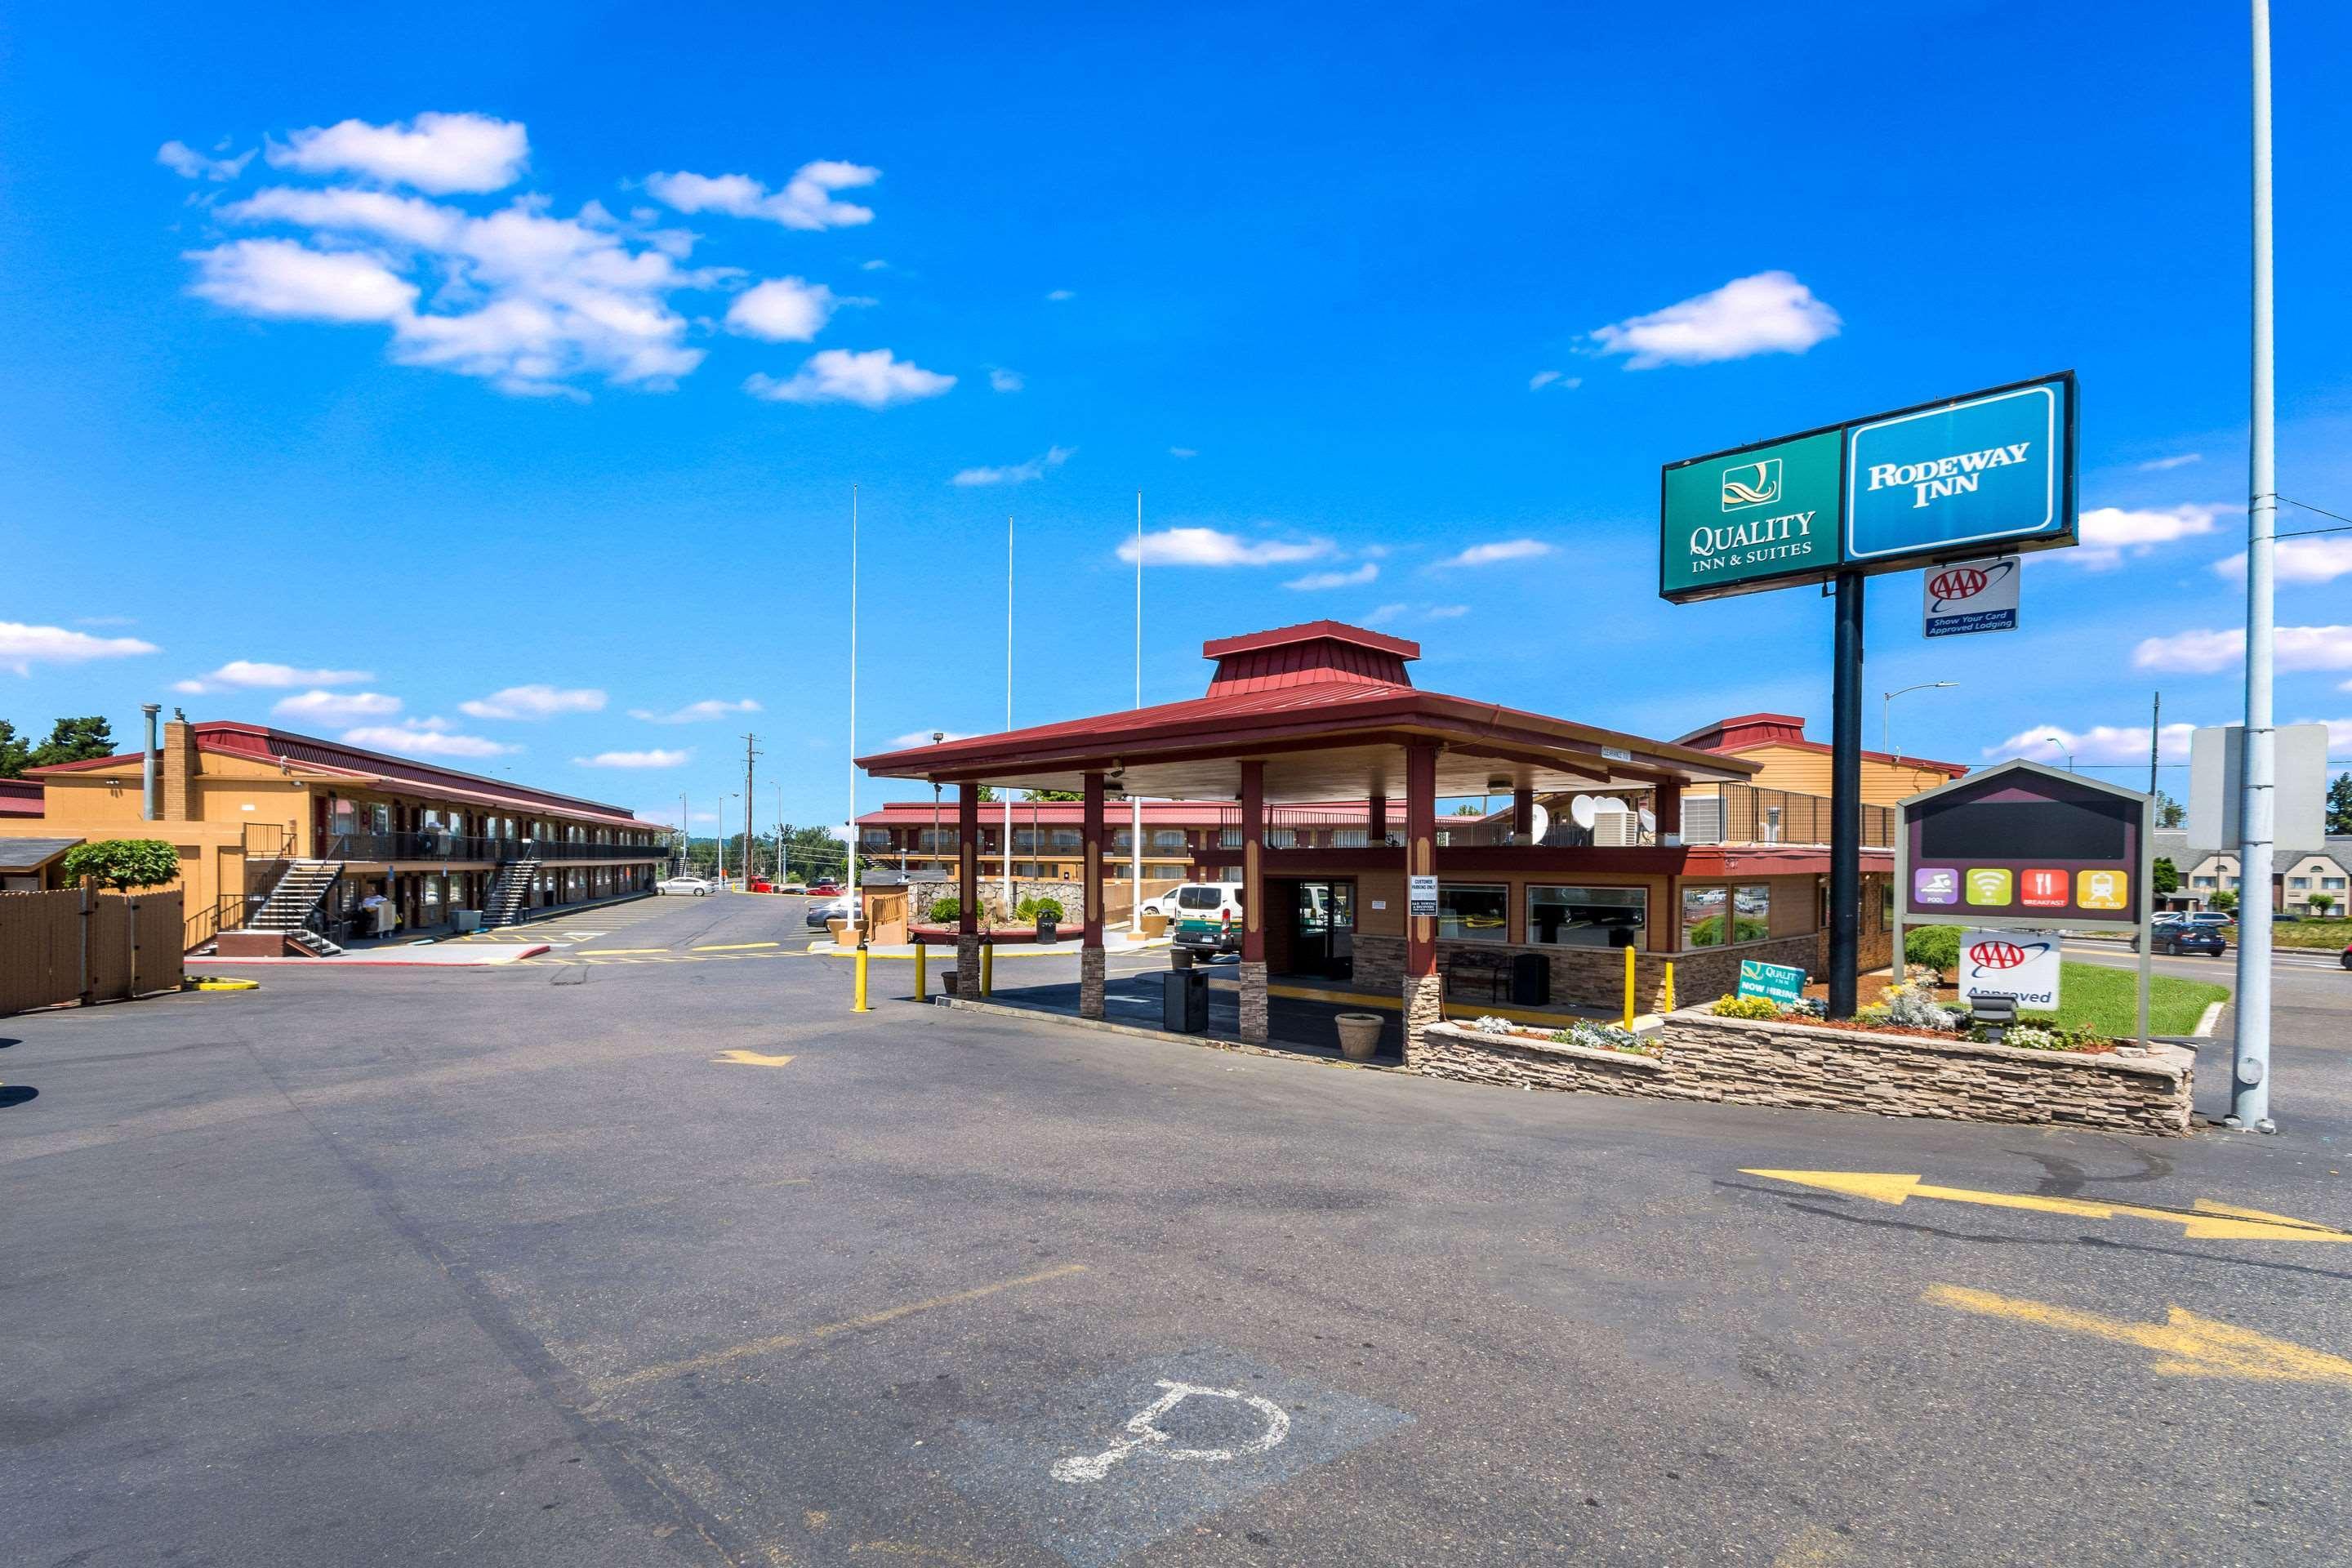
2232,0 -> 2278,1133
1881,681 -> 1958,770
2045,737 -> 2074,774
1004,514 -> 1015,913
1129,490 -> 1144,927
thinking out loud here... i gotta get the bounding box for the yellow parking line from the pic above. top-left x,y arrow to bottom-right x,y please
579,947 -> 668,956
693,941 -> 779,951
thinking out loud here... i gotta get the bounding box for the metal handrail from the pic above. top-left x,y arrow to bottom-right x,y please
316,832 -> 665,863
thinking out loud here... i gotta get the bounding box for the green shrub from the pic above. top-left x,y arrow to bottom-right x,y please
1013,896 -> 1036,921
1709,994 -> 1782,1020
925,895 -> 962,923
61,838 -> 180,891
1030,896 -> 1065,923
1903,924 -> 1961,974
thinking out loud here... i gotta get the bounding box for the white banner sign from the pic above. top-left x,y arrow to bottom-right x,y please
1959,928 -> 2061,1010
1406,875 -> 1438,917
1923,555 -> 2020,638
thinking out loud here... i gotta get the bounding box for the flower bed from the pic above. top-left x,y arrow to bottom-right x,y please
1706,987 -> 2120,1056
1465,1014 -> 1657,1057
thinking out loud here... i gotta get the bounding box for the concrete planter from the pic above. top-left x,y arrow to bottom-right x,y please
1334,1012 -> 1384,1062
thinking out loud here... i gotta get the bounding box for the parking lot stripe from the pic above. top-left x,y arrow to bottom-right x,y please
693,941 -> 779,951
577,947 -> 668,956
598,1263 -> 1089,1392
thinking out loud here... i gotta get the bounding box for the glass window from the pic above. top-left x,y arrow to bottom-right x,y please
1152,829 -> 1187,851
1332,828 -> 1367,848
1177,885 -> 1221,910
1527,885 -> 1646,948
1051,828 -> 1081,852
1437,883 -> 1507,942
1265,827 -> 1297,849
1686,884 -> 1772,946
2288,876 -> 2310,889
2324,877 -> 2346,890
1112,828 -> 1134,852
862,828 -> 889,848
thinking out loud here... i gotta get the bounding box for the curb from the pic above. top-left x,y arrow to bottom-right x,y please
2192,1000 -> 2226,1039
203,943 -> 552,968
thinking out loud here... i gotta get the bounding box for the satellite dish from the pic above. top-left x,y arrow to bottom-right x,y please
1527,803 -> 1551,844
1637,806 -> 1657,833
1569,795 -> 1597,830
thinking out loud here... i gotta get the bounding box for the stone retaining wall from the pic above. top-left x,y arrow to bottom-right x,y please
1353,932 -> 1819,1013
1414,1011 -> 2193,1136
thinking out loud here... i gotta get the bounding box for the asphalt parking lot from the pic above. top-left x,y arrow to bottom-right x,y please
7,892 -> 2350,1566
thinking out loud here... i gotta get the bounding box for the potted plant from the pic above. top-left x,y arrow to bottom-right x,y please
1334,1012 -> 1384,1061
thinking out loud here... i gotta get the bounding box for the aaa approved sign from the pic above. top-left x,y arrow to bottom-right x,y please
1959,929 -> 2061,1010
1923,555 -> 2019,638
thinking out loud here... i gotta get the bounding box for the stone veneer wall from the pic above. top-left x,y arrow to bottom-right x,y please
1414,1012 -> 2193,1136
909,878 -> 1087,926
1352,933 -> 1819,1013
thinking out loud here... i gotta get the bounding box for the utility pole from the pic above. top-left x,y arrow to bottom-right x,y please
743,733 -> 760,883
2231,0 -> 2278,1133
847,483 -> 861,937
1130,490 -> 1144,925
776,782 -> 785,887
679,790 -> 688,876
2149,692 -> 2162,800
1004,512 -> 1015,913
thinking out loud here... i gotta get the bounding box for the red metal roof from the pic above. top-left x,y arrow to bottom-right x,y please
1677,713 -> 1967,778
858,798 -> 1370,827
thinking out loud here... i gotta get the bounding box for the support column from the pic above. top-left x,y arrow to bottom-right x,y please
1653,781 -> 1682,844
1512,786 -> 1534,843
1403,742 -> 1441,1063
1080,772 -> 1107,1019
1368,793 -> 1388,847
1828,572 -> 1864,1017
1237,760 -> 1267,1044
956,782 -> 982,996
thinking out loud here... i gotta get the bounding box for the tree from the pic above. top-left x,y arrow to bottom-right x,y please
975,784 -> 997,804
1452,803 -> 1482,816
2154,789 -> 2185,829
61,838 -> 180,891
2310,891 -> 2336,917
0,719 -> 29,778
2329,772 -> 2352,836
1027,789 -> 1082,802
29,715 -> 115,768
2209,888 -> 2238,914
2153,857 -> 2179,895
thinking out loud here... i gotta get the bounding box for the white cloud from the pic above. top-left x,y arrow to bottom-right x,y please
889,729 -> 973,748
1436,538 -> 1552,568
1528,370 -> 1580,392
745,349 -> 954,408
458,684 -> 607,720
1426,604 -> 1469,618
1285,563 -> 1379,590
267,112 -> 528,194
271,689 -> 402,724
645,162 -> 880,230
1168,447 -> 1198,459
1045,288 -> 1075,301
157,140 -> 253,182
176,660 -> 372,693
1984,722 -> 2197,765
0,621 -> 158,676
860,259 -> 889,271
223,185 -> 465,247
1362,603 -> 1409,626
2212,536 -> 2352,585
951,445 -> 1073,487
185,238 -> 418,323
989,368 -> 1024,393
724,277 -> 840,343
629,697 -> 762,724
575,748 -> 690,768
341,718 -> 516,758
2138,452 -> 2203,471
1116,528 -> 1331,568
2069,503 -> 2228,568
2133,625 -> 2352,675
1589,270 -> 1841,369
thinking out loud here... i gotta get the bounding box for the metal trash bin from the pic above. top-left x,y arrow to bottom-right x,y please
1511,951 -> 1550,1006
1163,969 -> 1209,1033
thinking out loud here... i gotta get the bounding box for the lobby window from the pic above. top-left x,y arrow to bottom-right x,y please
1437,883 -> 1508,942
1682,884 -> 1771,947
1527,884 -> 1646,948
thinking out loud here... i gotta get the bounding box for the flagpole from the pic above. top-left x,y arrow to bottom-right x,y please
1003,512 -> 1015,912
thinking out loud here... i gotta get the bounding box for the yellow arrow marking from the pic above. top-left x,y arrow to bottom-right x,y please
1744,1169 -> 2351,1243
693,940 -> 779,951
713,1049 -> 796,1067
1927,1285 -> 2352,1386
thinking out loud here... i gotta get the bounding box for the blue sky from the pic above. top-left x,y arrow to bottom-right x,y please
3,1 -> 2349,829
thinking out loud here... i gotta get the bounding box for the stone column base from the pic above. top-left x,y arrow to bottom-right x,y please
1079,945 -> 1107,1019
1238,960 -> 1269,1044
956,935 -> 982,997
1403,971 -> 1443,1067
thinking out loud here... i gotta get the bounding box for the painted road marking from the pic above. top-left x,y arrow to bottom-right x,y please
693,941 -> 780,951
577,947 -> 670,956
599,1263 -> 1088,1393
713,1049 -> 795,1067
1050,1379 -> 1290,1482
1927,1285 -> 2352,1386
945,1350 -> 1410,1568
1745,1169 -> 2351,1243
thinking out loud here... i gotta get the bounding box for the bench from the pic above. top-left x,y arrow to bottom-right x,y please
1442,949 -> 1513,1004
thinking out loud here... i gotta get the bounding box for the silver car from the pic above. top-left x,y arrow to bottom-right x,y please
658,876 -> 712,896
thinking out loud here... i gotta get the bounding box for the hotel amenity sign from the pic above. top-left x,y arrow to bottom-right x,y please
1900,762 -> 2145,927
1659,373 -> 2078,604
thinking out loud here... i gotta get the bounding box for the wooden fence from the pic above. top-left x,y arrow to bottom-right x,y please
1,888 -> 185,1016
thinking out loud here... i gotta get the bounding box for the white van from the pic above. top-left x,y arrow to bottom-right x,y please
1169,881 -> 1248,955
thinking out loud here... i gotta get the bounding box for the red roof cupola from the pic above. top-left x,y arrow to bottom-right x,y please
1200,620 -> 1419,696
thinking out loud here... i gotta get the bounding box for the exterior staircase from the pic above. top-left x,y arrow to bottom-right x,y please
480,858 -> 541,929
245,858 -> 346,956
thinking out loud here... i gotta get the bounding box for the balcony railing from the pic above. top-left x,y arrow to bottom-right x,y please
319,832 -> 666,863
1197,784 -> 1892,853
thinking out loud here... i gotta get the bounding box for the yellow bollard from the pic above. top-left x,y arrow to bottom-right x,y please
981,942 -> 994,996
913,942 -> 928,1002
853,944 -> 871,1013
1662,959 -> 1676,1016
1623,942 -> 1636,1029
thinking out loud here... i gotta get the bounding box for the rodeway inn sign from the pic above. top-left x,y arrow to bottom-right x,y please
1659,372 -> 2077,602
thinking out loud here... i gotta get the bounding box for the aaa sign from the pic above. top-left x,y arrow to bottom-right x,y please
1959,929 -> 2060,1011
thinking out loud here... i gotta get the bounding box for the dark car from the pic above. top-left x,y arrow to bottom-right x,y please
2153,924 -> 2227,958
2341,938 -> 2351,972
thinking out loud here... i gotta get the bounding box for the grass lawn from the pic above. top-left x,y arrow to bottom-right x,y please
2037,961 -> 2228,1037
2253,918 -> 2350,951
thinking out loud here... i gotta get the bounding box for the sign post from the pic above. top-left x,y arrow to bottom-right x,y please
1664,373 -> 2078,1017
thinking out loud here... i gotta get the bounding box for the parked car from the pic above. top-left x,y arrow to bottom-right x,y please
657,876 -> 711,897
807,893 -> 862,930
1170,881 -> 1248,956
2153,924 -> 2227,958
775,882 -> 808,895
805,882 -> 843,898
2341,938 -> 2351,971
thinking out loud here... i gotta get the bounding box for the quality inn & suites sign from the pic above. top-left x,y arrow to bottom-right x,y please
1659,372 -> 2077,604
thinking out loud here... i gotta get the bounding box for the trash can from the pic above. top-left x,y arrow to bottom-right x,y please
1510,951 -> 1550,1006
1163,969 -> 1209,1033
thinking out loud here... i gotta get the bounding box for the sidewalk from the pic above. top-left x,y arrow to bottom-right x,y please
807,932 -> 1171,959
201,943 -> 550,967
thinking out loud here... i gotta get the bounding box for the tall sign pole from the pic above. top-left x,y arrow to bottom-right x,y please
2230,0 -> 2278,1132
1130,491 -> 1144,921
1004,514 -> 1015,912
742,733 -> 759,882
847,484 -> 860,934
1828,573 -> 1864,1016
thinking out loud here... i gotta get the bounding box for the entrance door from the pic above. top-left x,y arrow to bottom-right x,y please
1291,880 -> 1356,980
